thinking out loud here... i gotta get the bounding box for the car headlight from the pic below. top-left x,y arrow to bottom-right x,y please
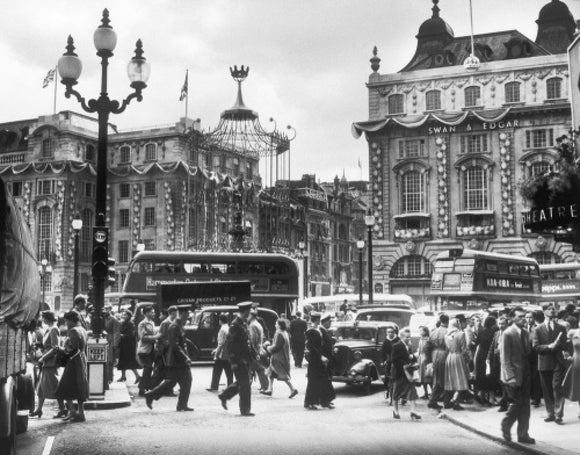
353,351 -> 362,361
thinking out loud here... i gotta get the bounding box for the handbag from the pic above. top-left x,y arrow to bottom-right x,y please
55,348 -> 71,368
404,363 -> 420,384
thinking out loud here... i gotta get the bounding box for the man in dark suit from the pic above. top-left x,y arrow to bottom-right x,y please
500,307 -> 535,444
145,305 -> 194,411
218,301 -> 254,416
289,312 -> 307,367
532,302 -> 567,424
524,310 -> 542,407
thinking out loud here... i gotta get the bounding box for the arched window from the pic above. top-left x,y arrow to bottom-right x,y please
120,146 -> 131,163
390,255 -> 432,278
505,81 -> 521,103
464,86 -> 481,107
530,160 -> 551,178
388,94 -> 404,114
37,206 -> 52,259
426,90 -> 441,110
528,251 -> 562,265
463,166 -> 489,210
80,209 -> 93,262
546,78 -> 562,100
401,171 -> 425,213
145,143 -> 157,161
41,138 -> 53,158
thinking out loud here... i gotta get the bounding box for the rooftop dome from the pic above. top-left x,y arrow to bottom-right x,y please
417,0 -> 454,40
536,0 -> 575,30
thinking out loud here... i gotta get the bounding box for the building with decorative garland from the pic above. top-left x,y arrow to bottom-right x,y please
353,0 -> 579,307
0,68 -> 369,310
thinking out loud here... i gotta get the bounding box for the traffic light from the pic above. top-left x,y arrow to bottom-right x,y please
92,226 -> 109,280
107,257 -> 116,288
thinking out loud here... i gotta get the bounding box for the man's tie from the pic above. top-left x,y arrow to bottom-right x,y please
521,329 -> 529,356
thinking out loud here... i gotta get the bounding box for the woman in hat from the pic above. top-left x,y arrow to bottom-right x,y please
55,310 -> 89,422
117,310 -> 142,383
30,310 -> 67,418
444,318 -> 470,410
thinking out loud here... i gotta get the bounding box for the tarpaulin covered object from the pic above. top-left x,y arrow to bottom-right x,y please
0,176 -> 40,328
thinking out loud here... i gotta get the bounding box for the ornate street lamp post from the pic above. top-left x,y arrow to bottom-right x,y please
72,217 -> 83,298
364,214 -> 376,305
356,238 -> 365,307
57,9 -> 150,336
38,258 -> 53,305
298,240 -> 309,299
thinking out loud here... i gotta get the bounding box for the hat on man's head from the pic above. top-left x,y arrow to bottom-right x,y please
141,305 -> 154,313
73,294 -> 87,306
310,311 -> 322,321
41,310 -> 56,323
542,302 -> 556,311
237,301 -> 254,311
167,305 -> 178,313
176,304 -> 190,311
321,313 -> 332,323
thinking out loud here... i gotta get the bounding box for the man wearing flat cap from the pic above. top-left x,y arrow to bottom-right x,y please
319,313 -> 337,406
532,302 -> 568,424
145,305 -> 194,411
248,304 -> 270,393
218,301 -> 255,416
151,306 -> 178,390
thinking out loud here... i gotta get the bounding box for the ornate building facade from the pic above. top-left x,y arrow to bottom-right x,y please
353,0 -> 579,307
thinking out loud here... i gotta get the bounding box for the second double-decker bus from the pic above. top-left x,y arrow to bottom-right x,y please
120,251 -> 299,315
430,248 -> 541,312
539,262 -> 580,308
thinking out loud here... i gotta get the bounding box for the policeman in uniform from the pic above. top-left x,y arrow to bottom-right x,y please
218,301 -> 254,416
145,305 -> 194,411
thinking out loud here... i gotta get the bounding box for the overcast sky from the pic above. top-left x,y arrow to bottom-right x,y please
2,0 -> 580,182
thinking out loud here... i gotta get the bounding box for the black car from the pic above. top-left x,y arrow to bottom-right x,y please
330,320 -> 398,394
185,305 -> 278,360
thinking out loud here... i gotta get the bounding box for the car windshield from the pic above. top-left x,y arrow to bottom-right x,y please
335,327 -> 377,341
355,311 -> 412,328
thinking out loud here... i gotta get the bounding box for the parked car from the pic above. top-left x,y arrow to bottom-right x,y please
185,305 -> 278,360
330,320 -> 398,394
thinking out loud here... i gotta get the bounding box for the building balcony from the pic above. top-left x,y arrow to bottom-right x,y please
455,210 -> 496,238
394,227 -> 431,241
393,212 -> 431,241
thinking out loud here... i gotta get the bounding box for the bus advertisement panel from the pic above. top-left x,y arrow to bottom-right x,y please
430,248 -> 541,312
539,263 -> 580,306
156,281 -> 251,309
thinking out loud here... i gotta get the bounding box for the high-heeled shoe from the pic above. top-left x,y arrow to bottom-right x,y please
410,412 -> 422,421
53,409 -> 68,419
392,410 -> 400,419
29,409 -> 42,418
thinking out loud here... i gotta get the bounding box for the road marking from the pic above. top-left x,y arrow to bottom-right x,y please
41,436 -> 55,455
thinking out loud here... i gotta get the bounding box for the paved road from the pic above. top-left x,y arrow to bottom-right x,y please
18,364 -> 523,455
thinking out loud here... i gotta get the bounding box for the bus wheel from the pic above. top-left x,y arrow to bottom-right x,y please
0,398 -> 16,455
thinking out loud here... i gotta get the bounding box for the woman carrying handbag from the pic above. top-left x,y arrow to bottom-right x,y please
390,327 -> 421,421
30,311 -> 67,419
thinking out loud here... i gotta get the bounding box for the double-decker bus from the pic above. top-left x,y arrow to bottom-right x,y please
539,262 -> 580,308
430,248 -> 541,312
119,251 -> 299,315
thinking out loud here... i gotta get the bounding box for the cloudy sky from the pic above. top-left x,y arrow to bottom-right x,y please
2,0 -> 580,182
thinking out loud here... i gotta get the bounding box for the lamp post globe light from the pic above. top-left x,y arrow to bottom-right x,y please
364,214 -> 376,305
57,9 -> 150,337
356,238 -> 365,307
38,258 -> 53,306
72,217 -> 83,298
298,240 -> 308,299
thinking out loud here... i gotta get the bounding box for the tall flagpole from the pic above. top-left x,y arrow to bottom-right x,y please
52,66 -> 58,114
185,69 -> 189,119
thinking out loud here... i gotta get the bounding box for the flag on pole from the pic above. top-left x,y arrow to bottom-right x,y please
179,71 -> 188,101
43,68 -> 56,88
